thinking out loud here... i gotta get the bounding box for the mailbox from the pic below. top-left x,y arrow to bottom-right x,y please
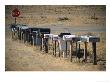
52,35 -> 59,41
89,36 -> 100,42
32,31 -> 41,45
81,35 -> 100,42
59,33 -> 71,38
72,36 -> 81,42
44,34 -> 53,39
63,35 -> 76,41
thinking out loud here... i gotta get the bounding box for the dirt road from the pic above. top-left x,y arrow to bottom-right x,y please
5,27 -> 105,71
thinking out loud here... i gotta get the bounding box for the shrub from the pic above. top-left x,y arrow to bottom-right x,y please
58,17 -> 69,21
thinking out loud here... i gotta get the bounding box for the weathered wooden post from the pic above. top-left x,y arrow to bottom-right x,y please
54,41 -> 56,57
15,17 -> 16,24
92,42 -> 97,65
32,36 -> 34,47
76,42 -> 77,58
58,42 -> 60,57
53,40 -> 54,55
65,41 -> 68,58
70,41 -> 73,62
84,42 -> 88,62
42,37 -> 44,51
44,38 -> 48,53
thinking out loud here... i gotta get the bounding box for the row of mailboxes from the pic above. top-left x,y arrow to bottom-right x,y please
62,35 -> 100,64
44,33 -> 100,65
10,24 -> 100,65
10,24 -> 51,47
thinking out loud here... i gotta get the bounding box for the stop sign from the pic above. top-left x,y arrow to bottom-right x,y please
12,8 -> 20,17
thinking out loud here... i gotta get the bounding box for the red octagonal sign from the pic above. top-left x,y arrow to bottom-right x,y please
12,8 -> 20,17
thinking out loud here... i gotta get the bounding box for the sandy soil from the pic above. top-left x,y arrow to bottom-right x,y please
5,27 -> 105,71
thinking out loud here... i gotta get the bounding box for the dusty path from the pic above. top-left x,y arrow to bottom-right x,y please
5,27 -> 105,71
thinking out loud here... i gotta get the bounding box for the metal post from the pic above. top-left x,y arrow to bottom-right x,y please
92,42 -> 97,65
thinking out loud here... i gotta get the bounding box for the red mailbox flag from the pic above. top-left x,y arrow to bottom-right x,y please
12,8 -> 20,17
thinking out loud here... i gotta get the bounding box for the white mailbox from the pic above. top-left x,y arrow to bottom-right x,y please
52,35 -> 59,41
63,35 -> 76,41
44,34 -> 53,39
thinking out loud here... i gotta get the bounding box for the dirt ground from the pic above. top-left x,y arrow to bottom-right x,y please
5,27 -> 105,71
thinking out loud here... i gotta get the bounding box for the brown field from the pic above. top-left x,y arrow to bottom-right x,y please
5,5 -> 106,71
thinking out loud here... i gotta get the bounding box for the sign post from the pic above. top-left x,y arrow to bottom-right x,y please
12,8 -> 20,24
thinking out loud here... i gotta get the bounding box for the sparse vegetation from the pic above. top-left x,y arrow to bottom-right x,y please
5,5 -> 106,71
58,17 -> 69,21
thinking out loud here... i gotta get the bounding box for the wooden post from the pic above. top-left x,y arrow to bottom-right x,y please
32,36 -> 34,47
65,41 -> 67,58
84,42 -> 88,62
53,41 -> 54,55
42,38 -> 44,51
55,41 -> 56,57
92,42 -> 97,65
40,38 -> 42,51
78,43 -> 80,54
58,42 -> 60,57
76,42 -> 77,58
70,41 -> 73,62
45,38 -> 48,53
21,32 -> 22,41
15,17 -> 16,24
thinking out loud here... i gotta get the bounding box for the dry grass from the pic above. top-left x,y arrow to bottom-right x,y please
5,5 -> 106,71
5,5 -> 106,27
